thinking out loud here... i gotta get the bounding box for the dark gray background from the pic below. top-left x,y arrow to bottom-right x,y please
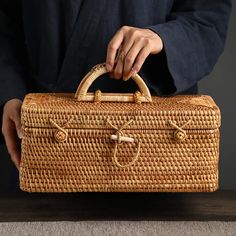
199,3 -> 235,190
0,4 -> 235,192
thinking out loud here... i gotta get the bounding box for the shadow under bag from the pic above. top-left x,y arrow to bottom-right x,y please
19,63 -> 220,192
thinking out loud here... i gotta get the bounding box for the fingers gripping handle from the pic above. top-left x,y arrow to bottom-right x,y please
74,63 -> 152,103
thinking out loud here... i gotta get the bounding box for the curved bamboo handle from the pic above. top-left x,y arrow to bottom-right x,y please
74,63 -> 152,103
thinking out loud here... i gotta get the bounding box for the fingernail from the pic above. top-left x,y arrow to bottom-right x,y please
123,75 -> 129,81
126,69 -> 137,80
18,130 -> 23,139
106,63 -> 113,72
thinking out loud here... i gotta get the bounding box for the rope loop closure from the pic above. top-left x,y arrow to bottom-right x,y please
107,118 -> 140,168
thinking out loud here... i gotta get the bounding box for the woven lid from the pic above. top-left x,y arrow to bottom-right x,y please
21,93 -> 221,130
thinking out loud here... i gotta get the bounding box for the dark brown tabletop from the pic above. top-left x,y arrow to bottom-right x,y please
0,191 -> 235,222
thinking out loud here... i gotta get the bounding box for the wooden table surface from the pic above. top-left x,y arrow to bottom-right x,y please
0,191 -> 235,222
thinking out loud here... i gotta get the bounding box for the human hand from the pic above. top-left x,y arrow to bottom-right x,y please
1,99 -> 23,170
106,26 -> 163,81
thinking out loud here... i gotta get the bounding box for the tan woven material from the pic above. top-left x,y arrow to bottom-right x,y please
20,63 -> 221,192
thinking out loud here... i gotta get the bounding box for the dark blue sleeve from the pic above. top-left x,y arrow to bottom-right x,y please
0,1 -> 28,107
145,0 -> 232,95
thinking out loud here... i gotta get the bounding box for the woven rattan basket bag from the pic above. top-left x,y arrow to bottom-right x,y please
20,63 -> 221,192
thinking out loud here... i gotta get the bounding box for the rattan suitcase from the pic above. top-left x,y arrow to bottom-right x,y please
20,63 -> 221,192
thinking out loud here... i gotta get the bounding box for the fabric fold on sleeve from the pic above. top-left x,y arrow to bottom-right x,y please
143,0 -> 231,96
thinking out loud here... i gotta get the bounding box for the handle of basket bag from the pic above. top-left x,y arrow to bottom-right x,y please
74,63 -> 152,103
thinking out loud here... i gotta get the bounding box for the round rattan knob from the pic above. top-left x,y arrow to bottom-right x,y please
174,130 -> 187,142
54,130 -> 68,143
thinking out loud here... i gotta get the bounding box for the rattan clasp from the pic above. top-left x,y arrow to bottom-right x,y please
111,131 -> 134,144
49,118 -> 73,143
168,119 -> 192,142
173,130 -> 187,142
54,129 -> 68,143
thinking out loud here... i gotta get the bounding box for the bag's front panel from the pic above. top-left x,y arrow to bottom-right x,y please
20,128 -> 111,192
20,126 -> 219,192
108,129 -> 219,192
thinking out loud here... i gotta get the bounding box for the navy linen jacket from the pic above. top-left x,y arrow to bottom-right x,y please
0,0 -> 231,106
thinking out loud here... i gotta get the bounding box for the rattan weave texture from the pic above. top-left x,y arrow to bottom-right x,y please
20,64 -> 221,192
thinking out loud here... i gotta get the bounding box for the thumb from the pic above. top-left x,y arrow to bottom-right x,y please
12,111 -> 22,139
